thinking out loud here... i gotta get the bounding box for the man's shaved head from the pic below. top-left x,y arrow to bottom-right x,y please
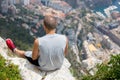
43,15 -> 57,30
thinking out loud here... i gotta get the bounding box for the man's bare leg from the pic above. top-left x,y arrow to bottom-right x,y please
14,48 -> 26,58
5,38 -> 40,66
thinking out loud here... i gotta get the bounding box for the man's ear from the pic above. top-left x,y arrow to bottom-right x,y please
43,24 -> 46,31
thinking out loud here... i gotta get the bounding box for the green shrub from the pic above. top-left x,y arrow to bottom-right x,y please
0,54 -> 22,80
82,54 -> 120,80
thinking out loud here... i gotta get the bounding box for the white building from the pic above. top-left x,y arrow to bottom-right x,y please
21,0 -> 30,5
1,0 -> 9,13
102,35 -> 112,49
15,0 -> 20,4
24,0 -> 30,5
48,1 -> 72,13
9,0 -> 20,5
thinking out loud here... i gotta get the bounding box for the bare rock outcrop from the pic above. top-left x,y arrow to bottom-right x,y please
0,37 -> 75,80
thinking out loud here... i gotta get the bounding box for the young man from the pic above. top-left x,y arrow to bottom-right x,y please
6,15 -> 68,71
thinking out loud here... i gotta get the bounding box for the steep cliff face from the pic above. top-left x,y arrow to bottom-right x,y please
0,37 -> 75,80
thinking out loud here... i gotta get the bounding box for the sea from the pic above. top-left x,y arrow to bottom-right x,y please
94,0 -> 120,16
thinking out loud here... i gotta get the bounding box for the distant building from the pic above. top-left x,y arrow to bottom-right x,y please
30,0 -> 33,4
111,11 -> 120,19
9,0 -> 16,5
41,0 -> 50,6
8,5 -> 17,15
0,0 -> 2,12
48,1 -> 72,13
82,40 -> 90,59
101,35 -> 112,49
85,0 -> 112,9
82,40 -> 95,58
21,0 -> 30,5
108,30 -> 120,47
1,0 -> 9,13
16,0 -> 20,4
8,0 -> 20,5
22,23 -> 29,29
97,25 -> 120,47
24,0 -> 30,5
87,32 -> 95,41
30,0 -> 37,4
108,22 -> 119,30
96,25 -> 109,35
29,0 -> 41,4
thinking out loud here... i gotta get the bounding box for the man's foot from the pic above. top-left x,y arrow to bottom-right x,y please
6,38 -> 16,52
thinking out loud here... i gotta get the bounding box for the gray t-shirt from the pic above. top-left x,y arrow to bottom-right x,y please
38,34 -> 67,71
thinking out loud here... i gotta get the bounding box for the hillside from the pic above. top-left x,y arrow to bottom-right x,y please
0,0 -> 120,80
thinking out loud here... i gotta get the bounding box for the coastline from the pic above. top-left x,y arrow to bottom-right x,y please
95,1 -> 120,18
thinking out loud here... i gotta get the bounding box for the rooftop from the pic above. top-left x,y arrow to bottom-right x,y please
110,26 -> 120,39
88,44 -> 97,52
51,1 -> 70,7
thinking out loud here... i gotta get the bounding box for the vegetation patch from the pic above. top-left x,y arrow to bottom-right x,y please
82,54 -> 120,80
0,54 -> 22,80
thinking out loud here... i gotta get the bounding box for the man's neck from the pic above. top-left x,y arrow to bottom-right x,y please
46,29 -> 56,34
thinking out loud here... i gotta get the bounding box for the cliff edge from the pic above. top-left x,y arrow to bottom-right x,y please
0,37 -> 75,80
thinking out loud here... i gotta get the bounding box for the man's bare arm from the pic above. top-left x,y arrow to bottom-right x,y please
64,37 -> 68,56
32,39 -> 39,60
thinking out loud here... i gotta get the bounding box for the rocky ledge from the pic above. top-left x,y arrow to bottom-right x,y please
0,37 -> 75,80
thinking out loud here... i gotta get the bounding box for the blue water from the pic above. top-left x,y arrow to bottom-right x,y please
112,0 -> 120,11
94,0 -> 120,16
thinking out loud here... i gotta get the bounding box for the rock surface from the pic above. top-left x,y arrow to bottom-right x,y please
0,37 -> 75,80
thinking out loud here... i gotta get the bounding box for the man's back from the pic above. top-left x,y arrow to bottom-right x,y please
6,15 -> 68,71
38,34 -> 67,71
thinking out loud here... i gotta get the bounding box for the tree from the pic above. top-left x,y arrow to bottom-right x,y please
82,54 -> 120,80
